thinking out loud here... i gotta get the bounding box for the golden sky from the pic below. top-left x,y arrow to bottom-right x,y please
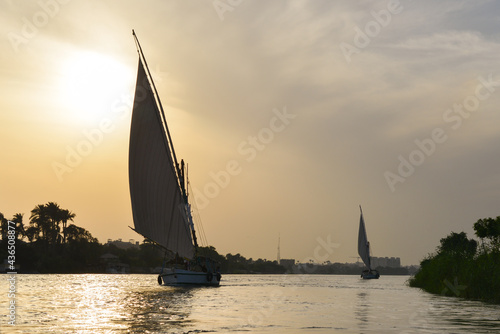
1,0 -> 500,265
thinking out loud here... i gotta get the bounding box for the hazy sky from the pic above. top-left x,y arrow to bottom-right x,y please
2,0 -> 500,265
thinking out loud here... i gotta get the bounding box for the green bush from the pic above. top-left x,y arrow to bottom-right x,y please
410,227 -> 500,304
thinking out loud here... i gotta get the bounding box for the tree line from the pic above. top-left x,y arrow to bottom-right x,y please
0,202 -> 96,246
2,201 -> 414,276
0,202 -> 102,273
197,246 -> 286,274
409,216 -> 500,303
0,202 -> 286,274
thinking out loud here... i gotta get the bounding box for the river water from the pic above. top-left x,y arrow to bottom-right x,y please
1,274 -> 499,333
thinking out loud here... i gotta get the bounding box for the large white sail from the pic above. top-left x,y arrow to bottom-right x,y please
357,206 -> 371,270
128,59 -> 194,259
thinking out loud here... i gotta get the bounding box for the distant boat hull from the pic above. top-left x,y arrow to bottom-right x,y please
361,269 -> 380,279
159,268 -> 221,286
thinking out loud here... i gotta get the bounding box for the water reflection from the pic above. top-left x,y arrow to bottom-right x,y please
118,287 -> 196,333
3,275 -> 500,333
9,274 -> 204,334
355,291 -> 370,331
427,296 -> 500,333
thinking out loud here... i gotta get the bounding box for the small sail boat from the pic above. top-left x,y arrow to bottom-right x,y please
358,206 -> 380,279
128,30 -> 221,286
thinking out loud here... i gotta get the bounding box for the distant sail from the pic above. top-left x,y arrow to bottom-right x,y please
357,206 -> 371,270
128,59 -> 194,259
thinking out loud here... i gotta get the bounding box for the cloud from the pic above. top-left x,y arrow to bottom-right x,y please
395,30 -> 496,54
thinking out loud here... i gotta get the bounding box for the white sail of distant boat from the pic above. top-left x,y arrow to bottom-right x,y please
128,30 -> 220,286
358,206 -> 379,279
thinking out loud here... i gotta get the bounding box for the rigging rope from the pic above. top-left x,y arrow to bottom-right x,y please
188,181 -> 209,247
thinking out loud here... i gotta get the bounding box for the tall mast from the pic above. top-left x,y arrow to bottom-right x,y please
184,163 -> 199,251
132,30 -> 198,255
132,30 -> 185,199
277,234 -> 281,263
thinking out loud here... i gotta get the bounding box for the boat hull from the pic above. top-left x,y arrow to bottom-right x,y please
159,268 -> 221,286
361,269 -> 380,279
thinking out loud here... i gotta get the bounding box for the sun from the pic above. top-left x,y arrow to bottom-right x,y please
58,51 -> 134,124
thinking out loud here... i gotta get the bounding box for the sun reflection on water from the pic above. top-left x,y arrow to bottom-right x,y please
2,275 -> 500,333
4,274 -> 198,334
119,285 -> 196,333
70,275 -> 126,332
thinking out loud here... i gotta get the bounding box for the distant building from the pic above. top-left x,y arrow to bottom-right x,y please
371,256 -> 401,268
106,238 -> 140,249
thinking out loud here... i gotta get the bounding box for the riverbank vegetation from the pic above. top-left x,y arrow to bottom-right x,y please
0,202 -> 286,274
409,217 -> 500,304
2,202 -> 413,275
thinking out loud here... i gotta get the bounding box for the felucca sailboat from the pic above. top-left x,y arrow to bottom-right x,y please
128,30 -> 220,286
358,206 -> 380,279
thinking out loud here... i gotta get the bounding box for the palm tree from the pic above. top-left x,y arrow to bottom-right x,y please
30,203 -> 59,246
24,225 -> 39,243
30,202 -> 68,245
61,209 -> 76,244
29,202 -> 78,245
11,213 -> 25,241
30,204 -> 48,242
65,224 -> 97,243
45,202 -> 63,244
0,212 -> 7,240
